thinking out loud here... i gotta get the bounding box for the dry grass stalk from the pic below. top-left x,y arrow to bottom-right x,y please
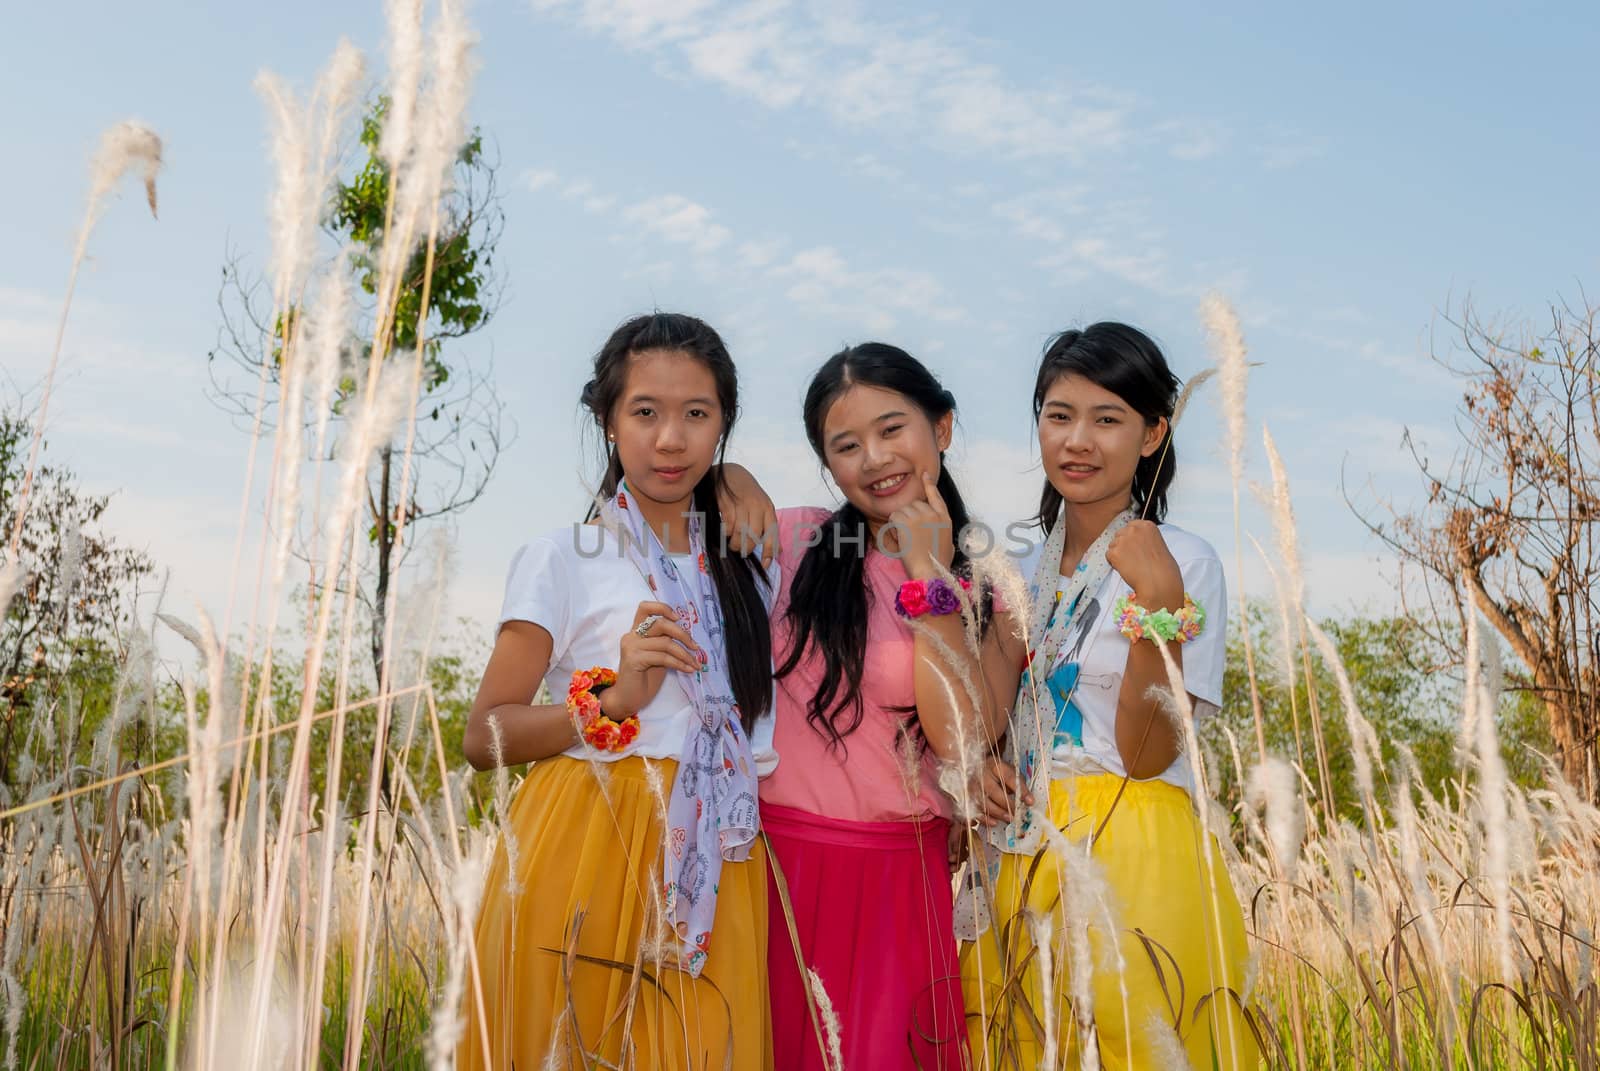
1143,1011 -> 1193,1070
1306,618 -> 1385,834
1246,757 -> 1303,885
1466,608 -> 1518,983
6,121 -> 161,560
1200,294 -> 1268,766
806,968 -> 846,1071
1260,430 -> 1338,825
1028,910 -> 1059,1071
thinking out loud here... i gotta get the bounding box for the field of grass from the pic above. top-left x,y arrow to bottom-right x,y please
3,605 -> 1596,1069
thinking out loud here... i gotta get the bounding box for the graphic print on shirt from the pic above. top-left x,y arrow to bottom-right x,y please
1045,591 -> 1102,747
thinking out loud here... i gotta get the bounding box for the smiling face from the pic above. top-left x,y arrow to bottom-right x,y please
819,382 -> 952,527
1037,372 -> 1167,512
607,348 -> 725,514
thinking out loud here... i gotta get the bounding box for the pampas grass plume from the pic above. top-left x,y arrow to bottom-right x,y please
806,968 -> 845,1071
381,0 -> 427,169
1261,429 -> 1306,610
1306,619 -> 1380,808
86,120 -> 162,223
1200,293 -> 1248,484
1466,609 -> 1517,980
1247,756 -> 1304,884
1144,1011 -> 1194,1071
256,71 -> 317,304
1030,910 -> 1060,1071
1171,366 -> 1216,427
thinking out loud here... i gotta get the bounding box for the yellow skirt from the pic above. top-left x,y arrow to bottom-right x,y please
458,755 -> 773,1071
959,773 -> 1260,1071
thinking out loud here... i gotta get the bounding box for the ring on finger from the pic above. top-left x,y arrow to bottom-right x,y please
634,614 -> 664,637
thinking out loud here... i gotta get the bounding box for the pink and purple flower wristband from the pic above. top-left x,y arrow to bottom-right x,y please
894,576 -> 972,619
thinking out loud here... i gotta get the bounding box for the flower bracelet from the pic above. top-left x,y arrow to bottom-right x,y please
895,576 -> 972,619
1114,593 -> 1205,645
567,666 -> 640,752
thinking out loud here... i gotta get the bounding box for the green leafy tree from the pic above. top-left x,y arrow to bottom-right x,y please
0,408 -> 155,799
209,96 -> 507,687
1205,604 -> 1552,823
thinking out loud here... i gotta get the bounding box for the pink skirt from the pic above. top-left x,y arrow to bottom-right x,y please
764,803 -> 969,1071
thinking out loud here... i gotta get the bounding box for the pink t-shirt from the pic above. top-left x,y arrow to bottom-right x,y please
759,507 -> 954,824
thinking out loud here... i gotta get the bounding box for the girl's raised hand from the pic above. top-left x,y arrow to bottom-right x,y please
1105,520 -> 1184,612
602,601 -> 702,719
882,470 -> 955,581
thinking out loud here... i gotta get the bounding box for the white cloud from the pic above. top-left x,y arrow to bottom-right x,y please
622,194 -> 731,253
522,167 -> 559,192
1321,414 -> 1455,482
993,186 -> 1090,245
1064,237 -> 1173,293
1352,340 -> 1455,390
1158,119 -> 1228,161
536,173 -> 964,331
850,153 -> 907,185
1268,322 -> 1455,392
1259,128 -> 1330,170
531,1 -> 1139,159
681,6 -> 810,109
992,185 -> 1213,299
992,187 -> 1205,298
556,179 -> 617,215
0,287 -> 187,384
532,0 -> 715,48
777,245 -> 849,302
774,245 -> 966,332
736,238 -> 784,269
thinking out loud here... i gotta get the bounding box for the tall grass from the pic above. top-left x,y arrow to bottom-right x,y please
0,6 -> 1597,1070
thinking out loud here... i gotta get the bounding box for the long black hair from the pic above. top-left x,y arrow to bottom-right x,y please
776,342 -> 989,750
1032,322 -> 1181,532
579,312 -> 772,732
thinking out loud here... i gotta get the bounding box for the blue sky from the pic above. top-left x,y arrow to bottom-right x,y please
3,0 -> 1598,639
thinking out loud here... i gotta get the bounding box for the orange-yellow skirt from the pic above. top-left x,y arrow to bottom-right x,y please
959,773 -> 1260,1071
458,755 -> 773,1070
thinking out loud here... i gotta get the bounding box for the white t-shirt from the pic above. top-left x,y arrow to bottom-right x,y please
497,523 -> 780,774
1022,524 -> 1226,793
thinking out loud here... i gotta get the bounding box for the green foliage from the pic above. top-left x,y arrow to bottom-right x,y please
16,938 -> 437,1069
328,96 -> 493,403
1205,603 -> 1553,822
0,409 -> 156,801
211,94 -> 507,686
158,628 -> 489,816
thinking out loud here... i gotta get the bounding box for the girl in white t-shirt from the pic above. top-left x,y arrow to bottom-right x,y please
457,313 -> 780,1071
958,322 -> 1259,1070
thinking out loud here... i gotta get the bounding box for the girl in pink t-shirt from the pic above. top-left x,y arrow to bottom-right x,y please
751,343 -> 1017,1071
